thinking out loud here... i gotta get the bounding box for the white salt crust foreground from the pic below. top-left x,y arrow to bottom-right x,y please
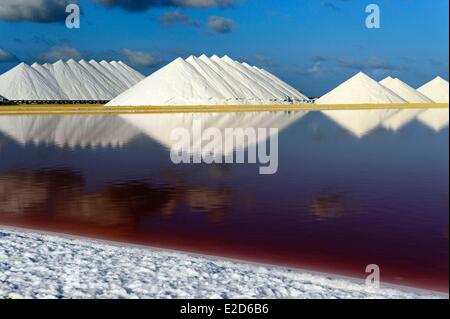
107,55 -> 309,106
0,228 -> 444,299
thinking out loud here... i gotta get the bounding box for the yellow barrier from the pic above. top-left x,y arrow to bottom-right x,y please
0,103 -> 448,116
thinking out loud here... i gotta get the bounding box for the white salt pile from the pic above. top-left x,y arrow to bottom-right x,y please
0,63 -> 67,100
0,60 -> 145,101
379,77 -> 433,103
107,55 -> 309,106
417,76 -> 449,103
316,72 -> 406,104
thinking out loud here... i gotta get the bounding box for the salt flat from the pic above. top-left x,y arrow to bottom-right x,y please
0,228 -> 445,299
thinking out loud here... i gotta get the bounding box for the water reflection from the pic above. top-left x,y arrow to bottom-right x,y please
417,109 -> 450,132
0,108 -> 448,291
0,108 -> 447,149
322,108 -> 448,137
0,169 -> 232,227
309,189 -> 347,220
0,115 -> 140,148
120,111 -> 307,154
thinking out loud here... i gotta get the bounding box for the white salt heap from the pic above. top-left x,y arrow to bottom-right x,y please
107,55 -> 309,106
417,76 -> 449,103
0,63 -> 67,100
379,77 -> 433,103
0,60 -> 144,101
316,72 -> 407,105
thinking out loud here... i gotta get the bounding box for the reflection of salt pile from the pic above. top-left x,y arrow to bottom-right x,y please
0,60 -> 144,100
120,111 -> 307,154
322,109 -> 398,137
316,72 -> 406,105
0,115 -> 140,148
107,55 -> 309,106
382,109 -> 424,131
417,76 -> 449,103
324,108 -> 449,137
417,108 -> 449,131
379,77 -> 433,103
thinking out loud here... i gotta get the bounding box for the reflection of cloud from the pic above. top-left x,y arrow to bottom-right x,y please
0,169 -> 232,227
310,190 -> 346,219
0,170 -> 82,214
184,188 -> 231,222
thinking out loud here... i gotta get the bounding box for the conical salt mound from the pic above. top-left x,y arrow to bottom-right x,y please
0,63 -> 66,100
379,77 -> 433,103
0,60 -> 145,101
316,72 -> 407,105
107,55 -> 309,106
417,76 -> 449,103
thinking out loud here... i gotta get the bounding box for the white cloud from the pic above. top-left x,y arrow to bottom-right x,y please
0,0 -> 73,23
39,44 -> 82,62
0,48 -> 17,62
94,0 -> 235,11
122,49 -> 163,67
207,16 -> 237,33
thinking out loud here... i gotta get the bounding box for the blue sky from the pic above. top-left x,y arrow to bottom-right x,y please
0,0 -> 448,96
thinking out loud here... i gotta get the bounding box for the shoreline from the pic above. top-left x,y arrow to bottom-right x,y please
1,225 -> 447,299
0,103 -> 448,116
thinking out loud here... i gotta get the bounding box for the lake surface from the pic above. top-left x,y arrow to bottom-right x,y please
0,108 -> 448,291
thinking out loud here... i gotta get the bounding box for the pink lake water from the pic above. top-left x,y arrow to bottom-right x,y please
0,109 -> 448,292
